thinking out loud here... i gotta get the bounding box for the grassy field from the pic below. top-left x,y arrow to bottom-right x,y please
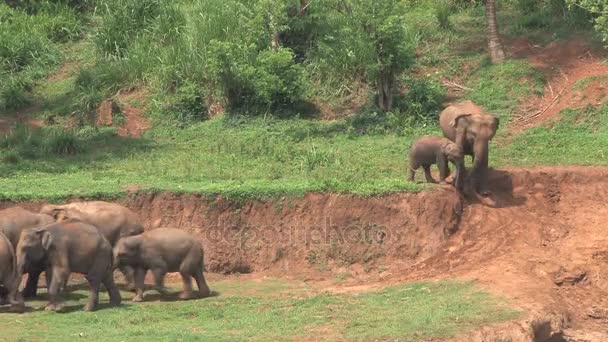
0,279 -> 518,341
2,101 -> 608,201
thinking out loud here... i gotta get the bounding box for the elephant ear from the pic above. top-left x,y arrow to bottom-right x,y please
37,229 -> 53,250
450,113 -> 472,128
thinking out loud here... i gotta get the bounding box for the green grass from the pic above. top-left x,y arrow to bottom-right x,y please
2,101 -> 608,202
496,104 -> 608,166
0,279 -> 519,341
0,117 -> 435,201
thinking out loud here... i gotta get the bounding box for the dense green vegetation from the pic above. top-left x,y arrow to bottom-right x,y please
0,0 -> 606,201
0,279 -> 519,341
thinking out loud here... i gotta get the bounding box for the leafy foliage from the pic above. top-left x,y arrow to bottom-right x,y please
567,0 -> 608,44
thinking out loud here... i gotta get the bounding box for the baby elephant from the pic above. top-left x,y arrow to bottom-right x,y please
408,135 -> 464,188
113,228 -> 211,302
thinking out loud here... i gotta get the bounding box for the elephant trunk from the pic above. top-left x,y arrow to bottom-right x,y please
472,140 -> 490,195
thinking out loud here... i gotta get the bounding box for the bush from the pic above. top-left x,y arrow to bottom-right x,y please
399,77 -> 446,118
95,0 -> 183,59
0,77 -> 31,110
44,127 -> 81,155
0,124 -> 86,159
160,81 -> 208,128
37,2 -> 85,42
435,1 -> 453,30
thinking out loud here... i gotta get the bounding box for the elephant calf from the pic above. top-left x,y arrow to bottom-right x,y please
16,220 -> 121,312
114,228 -> 211,302
408,135 -> 464,189
0,232 -> 24,312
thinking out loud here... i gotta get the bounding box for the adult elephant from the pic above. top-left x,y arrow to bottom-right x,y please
439,100 -> 499,196
0,207 -> 55,298
16,221 -> 121,311
40,201 -> 144,288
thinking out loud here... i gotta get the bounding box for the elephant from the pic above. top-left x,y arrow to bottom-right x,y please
0,207 -> 55,298
0,232 -> 24,312
40,201 -> 144,288
439,100 -> 499,196
16,220 -> 121,312
408,135 -> 464,189
113,228 -> 211,302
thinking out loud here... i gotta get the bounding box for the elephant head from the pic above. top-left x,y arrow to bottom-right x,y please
16,228 -> 52,274
113,236 -> 142,269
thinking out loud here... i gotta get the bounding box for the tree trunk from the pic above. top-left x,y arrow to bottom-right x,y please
378,69 -> 394,112
485,0 -> 505,64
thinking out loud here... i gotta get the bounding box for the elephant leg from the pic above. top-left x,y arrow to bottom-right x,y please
193,268 -> 211,298
83,274 -> 101,312
478,167 -> 490,196
132,268 -> 146,302
0,286 -> 8,304
151,268 -> 168,297
179,272 -> 194,300
102,271 -> 121,306
422,165 -> 437,183
23,269 -> 42,298
45,268 -> 67,312
408,167 -> 416,182
119,265 -> 136,291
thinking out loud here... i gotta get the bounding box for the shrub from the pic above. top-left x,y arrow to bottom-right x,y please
94,0 -> 164,58
161,81 -> 208,128
435,1 -> 453,30
44,127 -> 81,155
0,77 -> 31,110
399,77 -> 446,118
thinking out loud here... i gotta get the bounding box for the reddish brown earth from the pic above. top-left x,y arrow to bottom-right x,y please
96,88 -> 151,138
510,37 -> 608,132
5,166 -> 608,340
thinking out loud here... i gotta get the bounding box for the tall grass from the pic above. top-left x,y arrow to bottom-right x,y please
0,2 -> 84,110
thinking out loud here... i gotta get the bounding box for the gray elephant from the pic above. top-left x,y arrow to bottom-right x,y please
113,228 -> 211,302
16,220 -> 121,312
40,201 -> 144,288
439,100 -> 499,196
0,207 -> 55,298
0,232 -> 24,312
408,135 -> 464,189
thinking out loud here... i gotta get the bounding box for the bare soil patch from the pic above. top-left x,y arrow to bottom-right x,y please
96,88 -> 151,138
510,36 -> 608,132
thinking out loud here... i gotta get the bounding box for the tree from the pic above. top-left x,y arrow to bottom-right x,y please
485,0 -> 505,64
351,0 -> 416,111
567,0 -> 608,45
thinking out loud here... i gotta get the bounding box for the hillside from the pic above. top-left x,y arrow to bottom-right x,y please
0,0 -> 606,201
2,0 -> 608,340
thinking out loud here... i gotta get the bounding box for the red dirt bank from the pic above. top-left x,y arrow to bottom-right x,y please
4,166 -> 608,340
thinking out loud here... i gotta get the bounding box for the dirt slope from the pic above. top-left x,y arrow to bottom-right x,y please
511,37 -> 608,131
5,166 -> 608,339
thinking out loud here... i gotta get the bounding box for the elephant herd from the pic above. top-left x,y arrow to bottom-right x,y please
408,100 -> 499,199
0,201 -> 211,312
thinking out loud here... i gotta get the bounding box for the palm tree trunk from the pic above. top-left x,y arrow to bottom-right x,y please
485,0 -> 505,64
